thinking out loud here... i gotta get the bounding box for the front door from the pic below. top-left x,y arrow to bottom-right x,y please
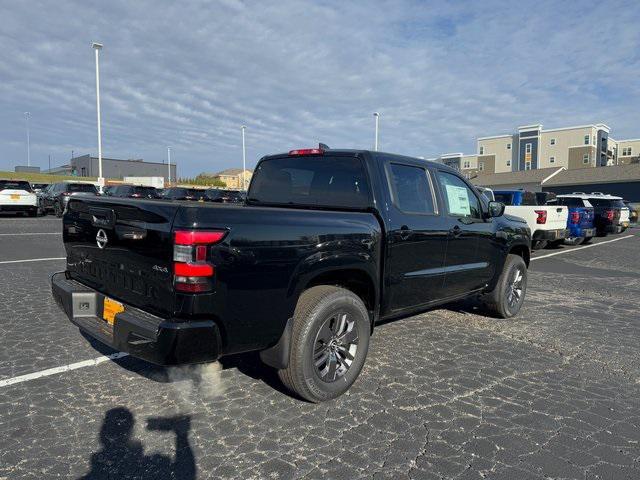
435,170 -> 496,298
384,162 -> 449,313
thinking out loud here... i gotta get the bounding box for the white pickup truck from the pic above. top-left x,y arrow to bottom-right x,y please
0,180 -> 38,217
494,189 -> 568,249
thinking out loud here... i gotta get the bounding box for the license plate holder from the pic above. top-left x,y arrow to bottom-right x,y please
103,297 -> 125,325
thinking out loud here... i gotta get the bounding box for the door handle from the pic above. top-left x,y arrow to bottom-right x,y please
399,225 -> 412,240
449,225 -> 462,238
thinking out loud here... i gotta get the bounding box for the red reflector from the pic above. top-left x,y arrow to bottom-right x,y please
534,210 -> 547,224
175,282 -> 210,293
605,209 -> 614,221
174,262 -> 214,277
570,212 -> 580,224
174,230 -> 226,245
195,245 -> 207,262
289,148 -> 324,156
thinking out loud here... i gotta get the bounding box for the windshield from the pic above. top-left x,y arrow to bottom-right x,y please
588,198 -> 619,207
68,183 -> 97,193
494,193 -> 513,205
133,186 -> 159,197
0,180 -> 32,192
249,155 -> 371,209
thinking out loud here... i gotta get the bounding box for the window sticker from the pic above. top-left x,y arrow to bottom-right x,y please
445,184 -> 471,216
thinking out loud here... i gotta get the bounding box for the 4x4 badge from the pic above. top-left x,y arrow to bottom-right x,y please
96,229 -> 108,249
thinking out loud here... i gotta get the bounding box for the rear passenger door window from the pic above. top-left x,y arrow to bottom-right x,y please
388,163 -> 436,214
436,172 -> 482,219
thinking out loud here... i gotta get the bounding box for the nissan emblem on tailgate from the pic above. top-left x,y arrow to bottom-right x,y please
96,229 -> 108,249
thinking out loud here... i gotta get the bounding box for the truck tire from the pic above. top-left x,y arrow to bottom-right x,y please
582,236 -> 593,244
531,240 -> 547,250
564,237 -> 584,246
278,285 -> 370,403
480,254 -> 527,319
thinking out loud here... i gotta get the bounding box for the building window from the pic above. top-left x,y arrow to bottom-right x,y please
525,161 -> 532,170
584,135 -> 590,145
550,138 -> 556,145
479,146 -> 484,155
549,156 -> 555,164
81,167 -> 86,176
506,159 -> 511,167
463,160 -> 470,169
506,143 -> 511,150
525,143 -> 532,154
479,162 -> 485,171
583,153 -> 590,164
622,147 -> 632,156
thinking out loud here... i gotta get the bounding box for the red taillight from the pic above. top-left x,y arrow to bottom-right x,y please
175,230 -> 226,245
173,230 -> 226,293
535,210 -> 547,224
289,148 -> 324,156
570,211 -> 580,224
174,262 -> 214,277
605,209 -> 614,221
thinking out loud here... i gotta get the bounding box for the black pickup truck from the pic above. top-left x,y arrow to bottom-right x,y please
52,148 -> 531,402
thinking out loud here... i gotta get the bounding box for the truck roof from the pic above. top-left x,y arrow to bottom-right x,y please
261,149 -> 448,171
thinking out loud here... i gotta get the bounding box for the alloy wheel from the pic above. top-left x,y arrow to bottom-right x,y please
506,267 -> 524,310
313,312 -> 359,382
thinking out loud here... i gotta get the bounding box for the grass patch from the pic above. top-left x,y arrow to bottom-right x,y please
0,171 -> 98,184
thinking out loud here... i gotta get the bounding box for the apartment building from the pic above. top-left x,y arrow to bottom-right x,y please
614,138 -> 640,165
441,123 -> 638,177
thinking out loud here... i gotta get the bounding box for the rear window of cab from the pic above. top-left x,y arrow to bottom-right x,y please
249,156 -> 371,209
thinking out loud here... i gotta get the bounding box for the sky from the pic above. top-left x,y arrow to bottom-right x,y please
0,0 -> 639,177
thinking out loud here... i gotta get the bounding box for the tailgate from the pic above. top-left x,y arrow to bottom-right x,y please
545,206 -> 568,229
0,189 -> 37,206
580,207 -> 594,228
63,197 -> 180,317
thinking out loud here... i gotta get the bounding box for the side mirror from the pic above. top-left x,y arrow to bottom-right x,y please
488,201 -> 505,218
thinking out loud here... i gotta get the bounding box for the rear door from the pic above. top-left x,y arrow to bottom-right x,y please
64,198 -> 180,317
434,170 -> 496,297
383,161 -> 449,312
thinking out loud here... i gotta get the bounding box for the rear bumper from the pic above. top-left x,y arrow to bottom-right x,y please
605,224 -> 623,233
533,228 -> 568,241
51,272 -> 221,366
568,227 -> 595,238
0,204 -> 37,212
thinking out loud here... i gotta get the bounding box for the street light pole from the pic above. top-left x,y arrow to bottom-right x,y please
167,146 -> 172,185
24,112 -> 31,167
92,42 -> 104,186
241,125 -> 247,191
373,112 -> 379,151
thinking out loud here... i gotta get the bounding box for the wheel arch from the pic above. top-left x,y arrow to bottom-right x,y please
261,267 -> 378,370
508,243 -> 530,267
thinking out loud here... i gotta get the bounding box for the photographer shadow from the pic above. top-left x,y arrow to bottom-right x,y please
80,407 -> 195,480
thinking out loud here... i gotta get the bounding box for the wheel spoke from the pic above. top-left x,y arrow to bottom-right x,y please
337,345 -> 355,361
314,349 -> 329,367
337,328 -> 358,346
326,356 -> 338,381
333,313 -> 347,336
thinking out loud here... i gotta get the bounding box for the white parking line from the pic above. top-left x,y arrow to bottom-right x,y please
0,232 -> 61,236
531,234 -> 635,261
0,257 -> 66,265
0,353 -> 129,388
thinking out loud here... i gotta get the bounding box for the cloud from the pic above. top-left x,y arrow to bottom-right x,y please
0,0 -> 638,175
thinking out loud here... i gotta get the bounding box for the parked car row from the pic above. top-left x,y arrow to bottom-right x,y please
486,188 -> 632,249
0,180 -> 247,218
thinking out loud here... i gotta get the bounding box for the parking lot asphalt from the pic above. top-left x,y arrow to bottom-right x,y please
1,217 -> 639,480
